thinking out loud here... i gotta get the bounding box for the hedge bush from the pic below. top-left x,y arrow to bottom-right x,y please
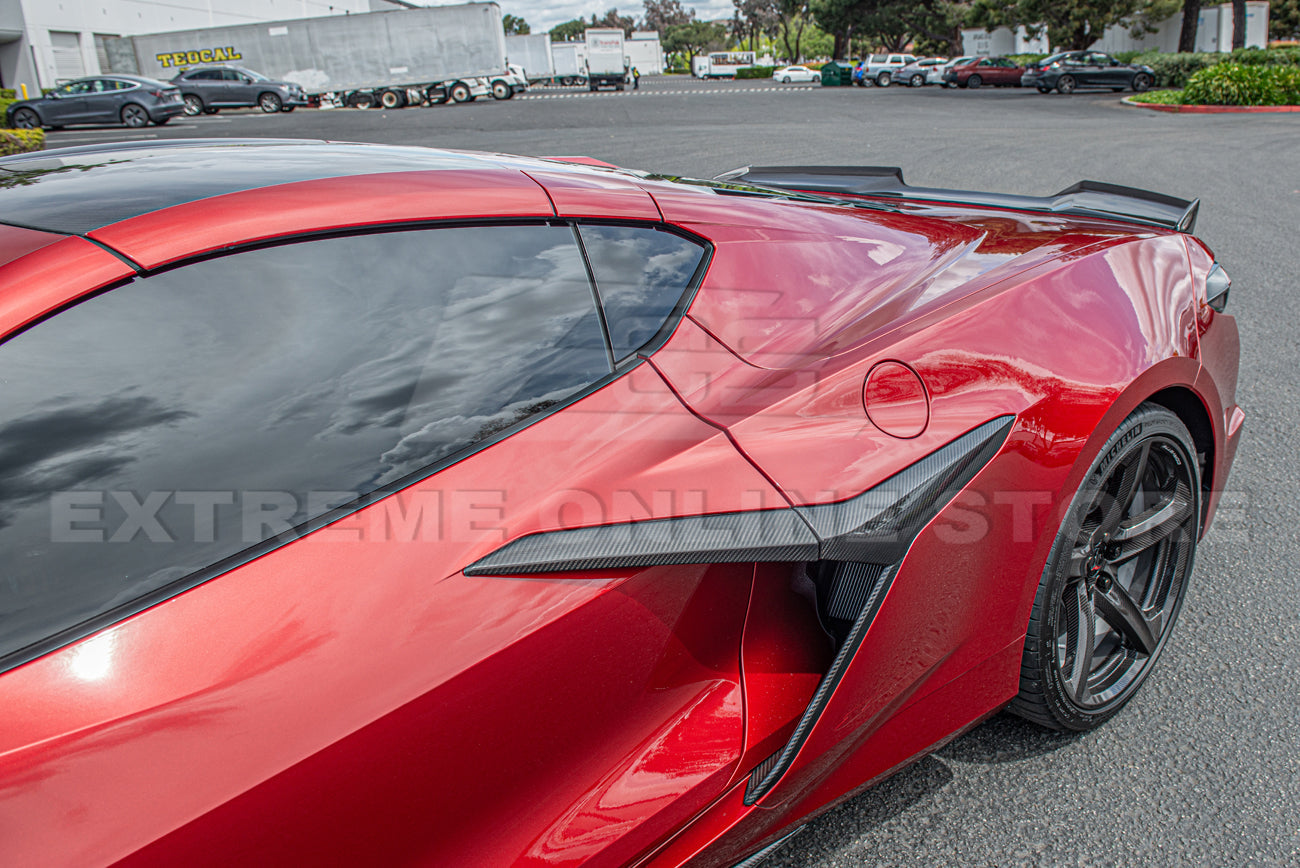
1006,53 -> 1047,66
0,98 -> 14,118
1182,62 -> 1300,104
736,65 -> 777,79
1,128 -> 44,156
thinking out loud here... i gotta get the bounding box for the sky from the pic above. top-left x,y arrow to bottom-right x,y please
436,2 -> 740,33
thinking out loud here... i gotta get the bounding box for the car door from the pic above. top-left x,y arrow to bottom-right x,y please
83,78 -> 127,124
41,80 -> 92,125
183,69 -> 223,105
1089,52 -> 1125,87
224,68 -> 256,105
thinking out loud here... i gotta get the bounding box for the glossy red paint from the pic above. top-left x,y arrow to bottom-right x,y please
948,57 -> 1026,87
0,143 -> 1242,868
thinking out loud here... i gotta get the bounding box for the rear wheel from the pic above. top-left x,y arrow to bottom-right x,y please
1011,403 -> 1200,731
182,94 -> 203,116
782,75 -> 791,83
258,92 -> 282,113
1133,73 -> 1153,92
379,89 -> 406,109
11,107 -> 40,129
910,74 -> 924,87
449,82 -> 472,103
120,103 -> 148,128
1057,74 -> 1077,94
876,71 -> 892,87
968,74 -> 983,89
347,92 -> 375,109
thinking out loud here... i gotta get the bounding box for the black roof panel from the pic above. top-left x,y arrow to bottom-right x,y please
0,139 -> 503,236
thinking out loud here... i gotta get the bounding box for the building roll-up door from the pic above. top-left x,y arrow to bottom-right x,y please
50,31 -> 85,81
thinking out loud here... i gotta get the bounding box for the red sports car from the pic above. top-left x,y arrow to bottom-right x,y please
0,141 -> 1242,866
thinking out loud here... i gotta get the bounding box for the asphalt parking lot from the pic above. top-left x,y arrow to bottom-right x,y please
43,75 -> 1300,866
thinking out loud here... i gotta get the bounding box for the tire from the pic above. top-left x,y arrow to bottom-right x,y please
782,76 -> 791,83
203,107 -> 220,115
877,71 -> 892,87
11,107 -> 41,129
379,89 -> 405,109
1057,74 -> 1077,94
910,74 -> 924,87
1010,403 -> 1200,732
1037,86 -> 1052,94
259,92 -> 282,113
1133,73 -> 1153,93
967,74 -> 982,89
449,82 -> 472,103
490,80 -> 510,100
182,94 -> 203,116
347,92 -> 375,109
120,103 -> 148,128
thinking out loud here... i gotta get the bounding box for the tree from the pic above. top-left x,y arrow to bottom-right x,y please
1231,0 -> 1246,48
550,18 -> 587,41
775,0 -> 813,62
662,20 -> 730,67
1271,0 -> 1300,40
734,0 -> 780,53
502,14 -> 530,35
968,0 -> 1164,51
591,8 -> 637,35
642,0 -> 695,32
1177,0 -> 1200,52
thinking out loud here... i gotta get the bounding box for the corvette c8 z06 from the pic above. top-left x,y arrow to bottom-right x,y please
0,141 -> 1241,867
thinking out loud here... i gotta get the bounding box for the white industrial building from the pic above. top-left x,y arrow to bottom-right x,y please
962,1 -> 1270,56
0,0 -> 415,94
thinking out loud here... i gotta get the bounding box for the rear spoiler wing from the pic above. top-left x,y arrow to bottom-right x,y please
724,165 -> 1200,233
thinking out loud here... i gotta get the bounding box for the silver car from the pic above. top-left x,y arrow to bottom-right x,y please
171,66 -> 308,115
895,57 -> 949,88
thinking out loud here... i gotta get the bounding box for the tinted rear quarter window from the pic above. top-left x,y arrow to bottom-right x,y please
0,224 -> 611,666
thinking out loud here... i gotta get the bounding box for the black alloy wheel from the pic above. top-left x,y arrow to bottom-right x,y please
120,104 -> 148,127
1133,73 -> 1153,92
1057,74 -> 1077,94
11,107 -> 40,129
1012,403 -> 1200,731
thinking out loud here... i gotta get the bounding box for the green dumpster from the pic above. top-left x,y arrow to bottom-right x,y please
820,61 -> 853,86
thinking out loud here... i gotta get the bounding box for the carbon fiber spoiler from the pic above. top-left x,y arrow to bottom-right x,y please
723,165 -> 1200,233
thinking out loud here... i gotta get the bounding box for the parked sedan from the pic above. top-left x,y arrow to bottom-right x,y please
936,56 -> 977,87
772,65 -> 819,83
896,57 -> 949,87
171,65 -> 308,115
4,75 -> 183,129
1022,51 -> 1156,94
943,56 -> 1026,88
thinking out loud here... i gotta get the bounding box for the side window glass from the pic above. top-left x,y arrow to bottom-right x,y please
579,225 -> 707,362
0,224 -> 610,667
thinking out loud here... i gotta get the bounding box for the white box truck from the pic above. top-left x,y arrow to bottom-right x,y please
551,41 -> 587,86
104,2 -> 519,109
584,29 -> 628,91
506,34 -> 554,84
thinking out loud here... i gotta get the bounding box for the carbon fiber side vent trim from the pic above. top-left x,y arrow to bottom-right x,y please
464,415 -> 1014,577
464,507 -> 819,576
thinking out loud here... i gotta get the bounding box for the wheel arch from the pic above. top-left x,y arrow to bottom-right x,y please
1146,385 -> 1216,531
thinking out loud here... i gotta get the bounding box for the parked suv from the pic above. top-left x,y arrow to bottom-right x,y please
853,53 -> 918,87
171,66 -> 308,115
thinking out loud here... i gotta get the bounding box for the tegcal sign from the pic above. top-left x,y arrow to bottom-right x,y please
155,47 -> 244,68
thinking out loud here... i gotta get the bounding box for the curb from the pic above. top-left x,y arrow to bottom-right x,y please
1121,96 -> 1300,113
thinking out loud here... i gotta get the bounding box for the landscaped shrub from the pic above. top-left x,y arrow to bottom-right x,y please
1144,51 -> 1222,88
1182,63 -> 1300,104
1006,53 -> 1047,67
736,65 -> 777,79
1,128 -> 44,156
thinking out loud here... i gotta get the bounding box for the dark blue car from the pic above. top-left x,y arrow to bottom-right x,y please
4,74 -> 185,130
